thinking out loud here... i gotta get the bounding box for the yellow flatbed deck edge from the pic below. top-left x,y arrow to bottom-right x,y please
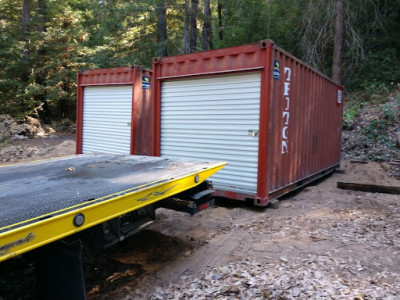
0,160 -> 225,262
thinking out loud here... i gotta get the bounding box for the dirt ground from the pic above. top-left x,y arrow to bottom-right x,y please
0,135 -> 399,299
0,133 -> 75,166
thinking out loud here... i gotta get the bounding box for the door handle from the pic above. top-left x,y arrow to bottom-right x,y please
248,130 -> 259,137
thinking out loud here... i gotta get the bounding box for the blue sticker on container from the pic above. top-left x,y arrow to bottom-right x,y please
273,60 -> 280,80
142,76 -> 151,89
337,90 -> 342,104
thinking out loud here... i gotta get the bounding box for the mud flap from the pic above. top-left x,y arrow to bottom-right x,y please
35,240 -> 86,300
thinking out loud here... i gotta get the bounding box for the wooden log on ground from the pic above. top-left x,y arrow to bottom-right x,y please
350,160 -> 368,164
337,181 -> 400,195
335,169 -> 346,174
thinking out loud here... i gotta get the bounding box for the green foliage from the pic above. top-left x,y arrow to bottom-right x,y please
0,0 -> 90,120
343,87 -> 399,162
362,81 -> 390,96
347,49 -> 400,92
0,0 -> 399,121
0,139 -> 11,150
363,119 -> 390,144
212,0 -> 302,54
382,102 -> 397,121
0,0 -> 160,120
342,100 -> 360,129
343,0 -> 400,90
396,93 -> 400,105
361,97 -> 399,153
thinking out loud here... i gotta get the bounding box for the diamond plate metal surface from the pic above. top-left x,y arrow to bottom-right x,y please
0,154 -> 215,230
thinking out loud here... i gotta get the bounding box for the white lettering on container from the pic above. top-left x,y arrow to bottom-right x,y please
282,112 -> 290,125
282,126 -> 288,139
284,67 -> 291,81
281,67 -> 292,154
284,82 -> 290,96
284,97 -> 290,110
282,141 -> 288,154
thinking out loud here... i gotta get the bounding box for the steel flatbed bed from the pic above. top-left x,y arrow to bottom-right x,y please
0,154 -> 225,262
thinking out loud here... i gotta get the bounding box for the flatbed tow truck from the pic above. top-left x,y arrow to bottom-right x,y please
0,154 -> 225,299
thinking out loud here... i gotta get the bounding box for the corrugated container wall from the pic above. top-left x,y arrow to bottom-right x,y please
76,66 -> 153,156
153,40 -> 343,206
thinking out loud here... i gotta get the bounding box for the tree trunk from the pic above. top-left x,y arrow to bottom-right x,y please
22,0 -> 30,64
156,0 -> 168,57
189,0 -> 198,53
217,1 -> 223,41
37,0 -> 47,33
202,0 -> 213,50
37,0 -> 47,57
183,0 -> 190,53
332,0 -> 344,85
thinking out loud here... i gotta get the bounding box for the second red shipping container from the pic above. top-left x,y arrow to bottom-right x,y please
152,40 -> 343,206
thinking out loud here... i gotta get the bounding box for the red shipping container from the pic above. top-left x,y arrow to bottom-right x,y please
76,66 -> 153,156
152,40 -> 343,206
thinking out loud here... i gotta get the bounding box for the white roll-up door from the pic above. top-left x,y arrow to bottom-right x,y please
82,85 -> 132,154
161,72 -> 261,195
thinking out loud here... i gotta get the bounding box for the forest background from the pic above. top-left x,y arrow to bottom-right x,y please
0,0 -> 399,121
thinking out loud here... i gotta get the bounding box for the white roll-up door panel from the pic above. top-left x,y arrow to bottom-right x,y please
161,72 -> 261,195
82,85 -> 132,154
